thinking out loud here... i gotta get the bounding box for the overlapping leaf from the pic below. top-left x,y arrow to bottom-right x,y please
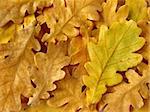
0,0 -> 53,27
47,66 -> 85,112
0,0 -> 149,111
37,0 -> 103,42
100,69 -> 150,112
102,0 -> 128,26
138,20 -> 150,63
0,15 -> 37,112
29,42 -> 70,105
84,20 -> 145,105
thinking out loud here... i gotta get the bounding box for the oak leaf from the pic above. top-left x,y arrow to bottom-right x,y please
0,15 -> 38,112
0,0 -> 53,27
100,69 -> 150,112
138,20 -> 150,63
37,0 -> 103,42
84,20 -> 145,105
47,67 -> 86,112
102,0 -> 128,26
29,42 -> 70,104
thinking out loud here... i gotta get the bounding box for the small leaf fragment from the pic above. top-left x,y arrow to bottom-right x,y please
126,0 -> 148,21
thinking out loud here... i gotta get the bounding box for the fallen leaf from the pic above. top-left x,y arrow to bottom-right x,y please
29,42 -> 70,104
47,67 -> 86,112
84,20 -> 145,105
0,0 -> 53,27
37,0 -> 103,42
0,15 -> 37,112
101,69 -> 150,112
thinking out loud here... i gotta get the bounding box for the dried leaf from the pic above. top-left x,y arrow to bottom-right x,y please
0,0 -> 53,27
29,42 -> 70,104
101,69 -> 150,112
37,0 -> 103,42
84,20 -> 145,105
138,20 -> 150,63
0,15 -> 37,112
47,67 -> 86,112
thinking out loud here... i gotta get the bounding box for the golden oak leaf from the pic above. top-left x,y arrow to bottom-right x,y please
37,0 -> 103,42
47,67 -> 86,112
0,15 -> 39,112
29,42 -> 70,105
0,0 -> 53,27
100,69 -> 150,112
138,20 -> 150,63
125,0 -> 148,22
102,0 -> 128,26
84,20 -> 145,105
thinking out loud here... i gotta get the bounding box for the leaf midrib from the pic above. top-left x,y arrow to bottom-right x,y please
50,0 -> 98,39
1,27 -> 34,111
91,23 -> 133,102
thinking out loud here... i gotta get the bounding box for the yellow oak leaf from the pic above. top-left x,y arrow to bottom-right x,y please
37,0 -> 103,42
102,0 -> 129,26
0,15 -> 39,112
29,42 -> 70,104
100,69 -> 150,112
125,0 -> 148,22
84,20 -> 145,105
0,0 -> 53,27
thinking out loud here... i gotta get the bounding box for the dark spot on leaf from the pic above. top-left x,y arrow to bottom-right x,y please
4,55 -> 9,59
31,80 -> 36,88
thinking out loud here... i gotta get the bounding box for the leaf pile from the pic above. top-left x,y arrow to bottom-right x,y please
0,0 -> 149,112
